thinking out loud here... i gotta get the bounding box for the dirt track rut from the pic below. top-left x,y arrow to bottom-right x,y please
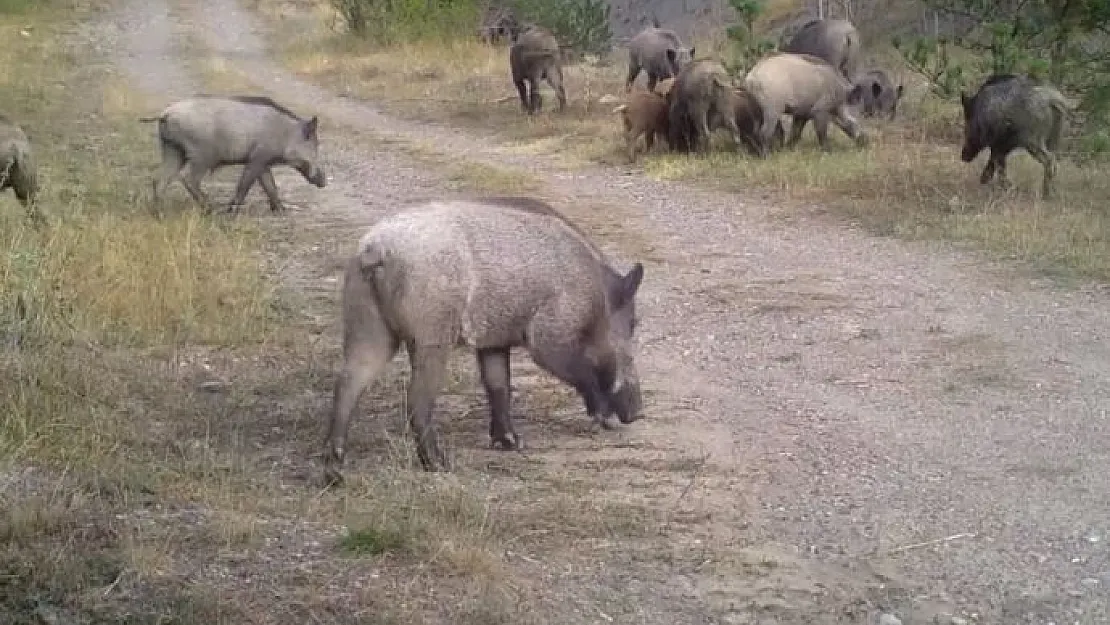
104,0 -> 1110,622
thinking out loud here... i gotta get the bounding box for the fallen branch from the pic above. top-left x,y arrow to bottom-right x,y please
887,532 -> 976,554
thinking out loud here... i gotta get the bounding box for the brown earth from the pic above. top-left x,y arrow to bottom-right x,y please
49,0 -> 1110,623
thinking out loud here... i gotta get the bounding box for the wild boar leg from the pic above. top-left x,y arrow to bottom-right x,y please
979,155 -> 996,184
787,116 -> 808,148
477,347 -> 522,450
547,65 -> 567,112
693,103 -> 712,153
993,152 -> 1011,188
323,290 -> 400,484
227,159 -> 270,213
406,343 -> 451,471
152,142 -> 186,203
527,77 -> 542,113
179,160 -> 213,213
1026,142 -> 1056,199
257,168 -> 286,213
514,77 -> 530,112
625,60 -> 641,91
812,112 -> 832,151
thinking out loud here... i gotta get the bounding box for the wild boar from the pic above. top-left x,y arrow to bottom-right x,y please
323,196 -> 646,482
959,74 -> 1070,199
744,52 -> 869,155
478,6 -> 520,45
140,95 -> 327,214
0,115 -> 42,221
625,25 -> 695,93
854,69 -> 904,119
781,18 -> 862,81
509,26 -> 567,115
726,86 -> 785,155
667,59 -> 743,153
613,82 -> 672,161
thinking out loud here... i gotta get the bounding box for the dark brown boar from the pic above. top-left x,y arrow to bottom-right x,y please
508,26 -> 567,115
666,59 -> 742,153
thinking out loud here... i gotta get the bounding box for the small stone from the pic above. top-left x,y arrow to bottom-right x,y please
198,380 -> 226,393
877,614 -> 902,625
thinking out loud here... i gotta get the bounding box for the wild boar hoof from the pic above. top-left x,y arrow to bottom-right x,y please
490,433 -> 525,451
593,414 -> 618,431
322,466 -> 345,488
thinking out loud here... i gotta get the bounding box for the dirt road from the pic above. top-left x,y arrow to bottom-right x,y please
101,0 -> 1110,622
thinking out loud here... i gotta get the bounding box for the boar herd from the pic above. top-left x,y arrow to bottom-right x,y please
500,13 -> 1071,199
0,13 -> 1077,484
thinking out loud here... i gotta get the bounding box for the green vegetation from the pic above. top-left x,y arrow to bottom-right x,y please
893,0 -> 1110,158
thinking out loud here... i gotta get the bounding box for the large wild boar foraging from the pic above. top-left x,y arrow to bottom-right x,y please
323,197 -> 646,482
667,59 -> 743,153
744,52 -> 869,155
854,69 -> 904,119
959,74 -> 1070,199
625,23 -> 695,93
0,115 -> 41,221
509,26 -> 567,114
140,95 -> 327,214
781,18 -> 862,81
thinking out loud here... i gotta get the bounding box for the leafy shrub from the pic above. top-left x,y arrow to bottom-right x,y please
330,0 -> 483,43
510,0 -> 612,56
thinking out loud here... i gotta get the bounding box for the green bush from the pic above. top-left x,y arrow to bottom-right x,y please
330,0 -> 483,43
510,0 -> 612,56
724,0 -> 774,78
893,0 -> 1110,158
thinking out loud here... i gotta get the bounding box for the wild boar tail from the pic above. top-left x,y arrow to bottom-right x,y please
10,140 -> 38,199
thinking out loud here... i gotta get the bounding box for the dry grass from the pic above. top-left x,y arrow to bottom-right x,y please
254,0 -> 1110,282
0,4 -> 692,624
0,3 -> 551,624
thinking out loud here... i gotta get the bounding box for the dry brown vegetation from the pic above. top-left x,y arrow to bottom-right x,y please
261,0 -> 1110,281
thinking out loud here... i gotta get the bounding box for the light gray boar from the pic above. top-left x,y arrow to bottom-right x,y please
744,52 -> 869,155
625,25 -> 695,93
667,59 -> 743,153
139,95 -> 327,214
781,18 -> 862,81
854,69 -> 904,119
959,74 -> 1070,199
509,26 -> 567,115
0,115 -> 41,221
613,78 -> 674,161
323,196 -> 646,482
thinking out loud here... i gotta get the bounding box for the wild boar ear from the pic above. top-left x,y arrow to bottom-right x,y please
303,116 -> 319,139
960,92 -> 970,109
896,84 -> 904,99
620,262 -> 645,302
